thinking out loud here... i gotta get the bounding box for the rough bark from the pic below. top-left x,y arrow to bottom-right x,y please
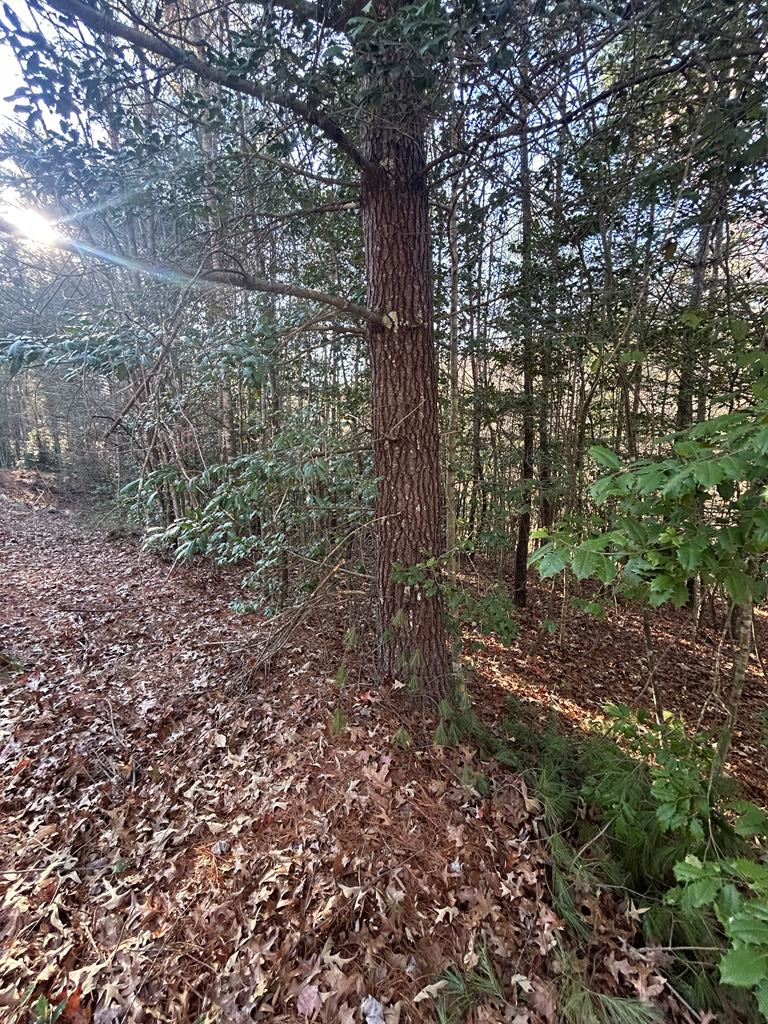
361,121 -> 450,699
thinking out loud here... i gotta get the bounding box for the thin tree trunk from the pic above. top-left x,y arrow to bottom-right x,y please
446,168 -> 462,676
514,102 -> 535,607
676,220 -> 713,431
709,597 -> 753,790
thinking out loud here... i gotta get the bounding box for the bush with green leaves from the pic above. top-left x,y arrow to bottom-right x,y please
392,554 -> 518,647
576,711 -> 768,1019
531,404 -> 768,609
670,851 -> 768,1018
124,417 -> 375,611
456,696 -> 767,1020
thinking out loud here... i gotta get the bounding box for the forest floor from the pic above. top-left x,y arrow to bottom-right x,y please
1,469 -> 766,1024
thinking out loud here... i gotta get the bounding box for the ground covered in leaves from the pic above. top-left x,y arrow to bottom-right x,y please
0,471 -> 764,1023
466,564 -> 768,807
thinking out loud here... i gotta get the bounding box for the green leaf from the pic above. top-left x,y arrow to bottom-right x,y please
677,539 -> 706,573
572,597 -> 606,620
674,855 -> 705,882
588,445 -> 622,470
728,912 -> 768,946
571,544 -> 616,583
732,801 -> 768,839
682,876 -> 720,909
590,475 -> 618,505
719,946 -> 768,988
623,556 -> 651,582
718,883 -> 743,920
681,309 -> 704,329
719,455 -> 748,480
530,543 -> 569,579
692,460 -> 726,488
649,574 -> 678,607
619,349 -> 645,364
731,319 -> 750,343
633,467 -> 667,493
724,569 -> 752,606
732,859 -> 768,888
755,978 -> 768,1017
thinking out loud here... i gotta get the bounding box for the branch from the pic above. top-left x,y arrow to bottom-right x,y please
201,268 -> 378,323
0,215 -> 383,326
42,0 -> 375,172
425,44 -> 767,175
271,0 -> 369,32
262,199 -> 360,221
240,150 -> 358,189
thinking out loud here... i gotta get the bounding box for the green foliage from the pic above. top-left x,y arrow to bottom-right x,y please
128,416 -> 375,610
556,940 -> 663,1022
669,852 -> 768,1018
593,704 -> 730,847
329,707 -> 347,736
533,406 -> 768,609
565,992 -> 661,1024
434,943 -> 504,1024
393,724 -> 412,749
393,557 -> 517,646
30,994 -> 67,1024
487,697 -> 768,1020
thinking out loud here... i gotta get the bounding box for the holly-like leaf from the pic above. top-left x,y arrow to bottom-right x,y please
530,542 -> 569,579
588,445 -> 621,470
719,947 -> 768,988
723,569 -> 752,606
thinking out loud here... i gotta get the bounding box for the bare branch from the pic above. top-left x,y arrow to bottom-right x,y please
0,215 -> 383,326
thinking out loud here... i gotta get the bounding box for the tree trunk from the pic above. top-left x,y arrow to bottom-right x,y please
676,220 -> 712,431
446,167 -> 462,677
468,351 -> 485,538
361,120 -> 450,700
709,596 -> 752,790
514,102 -> 535,608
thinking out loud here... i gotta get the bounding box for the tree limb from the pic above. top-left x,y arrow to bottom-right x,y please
42,0 -> 376,172
0,215 -> 383,326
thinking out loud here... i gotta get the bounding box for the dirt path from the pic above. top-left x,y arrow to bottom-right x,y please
0,495 -> 571,1024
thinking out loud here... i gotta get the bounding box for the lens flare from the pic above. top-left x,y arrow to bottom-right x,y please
3,207 -> 61,245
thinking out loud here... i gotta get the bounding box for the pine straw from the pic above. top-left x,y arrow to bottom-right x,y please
1,492 -> 676,1023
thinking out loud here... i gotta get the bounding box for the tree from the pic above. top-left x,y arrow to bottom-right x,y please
6,0 -> 454,696
1,0 -> 765,700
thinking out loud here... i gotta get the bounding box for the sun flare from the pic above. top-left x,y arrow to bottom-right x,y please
2,206 -> 61,245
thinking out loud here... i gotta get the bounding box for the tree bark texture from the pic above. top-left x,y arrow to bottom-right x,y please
361,119 -> 450,699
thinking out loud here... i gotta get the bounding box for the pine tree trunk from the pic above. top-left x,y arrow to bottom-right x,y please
361,120 -> 450,700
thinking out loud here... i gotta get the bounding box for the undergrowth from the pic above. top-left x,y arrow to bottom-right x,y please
434,693 -> 768,1022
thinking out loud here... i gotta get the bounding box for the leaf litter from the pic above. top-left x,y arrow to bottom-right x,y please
0,484 -> 685,1021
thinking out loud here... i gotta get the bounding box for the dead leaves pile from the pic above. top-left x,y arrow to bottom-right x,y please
1,496 -> 667,1022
